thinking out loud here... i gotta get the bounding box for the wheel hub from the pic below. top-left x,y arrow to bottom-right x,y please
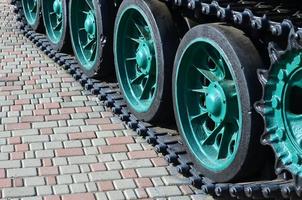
206,82 -> 226,122
84,12 -> 96,38
53,0 -> 62,17
136,39 -> 152,74
260,51 -> 302,186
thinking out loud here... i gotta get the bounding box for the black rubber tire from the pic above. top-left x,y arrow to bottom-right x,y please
21,0 -> 44,32
69,0 -> 115,77
41,0 -> 71,52
114,0 -> 179,122
172,23 -> 265,182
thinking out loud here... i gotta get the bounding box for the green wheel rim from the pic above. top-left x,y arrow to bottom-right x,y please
114,5 -> 157,113
175,38 -> 242,171
42,0 -> 64,44
69,0 -> 98,71
21,0 -> 40,26
262,51 -> 302,182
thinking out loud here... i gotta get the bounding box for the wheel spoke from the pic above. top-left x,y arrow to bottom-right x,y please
49,12 -> 57,18
84,0 -> 94,10
217,124 -> 234,159
53,19 -> 62,31
189,86 -> 207,94
217,134 -> 232,159
88,43 -> 97,61
190,108 -> 208,122
29,2 -> 36,12
131,73 -> 145,85
139,75 -> 154,100
193,65 -> 218,82
125,57 -> 136,62
133,21 -> 147,39
204,46 -> 223,66
202,122 -> 223,145
128,37 -> 140,44
83,38 -> 96,50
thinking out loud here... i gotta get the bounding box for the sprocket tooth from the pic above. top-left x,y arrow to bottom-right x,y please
261,125 -> 277,145
268,42 -> 285,64
254,100 -> 265,114
257,68 -> 268,87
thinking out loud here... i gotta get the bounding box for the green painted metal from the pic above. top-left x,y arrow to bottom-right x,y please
262,51 -> 302,184
174,38 -> 242,172
114,5 -> 157,113
42,0 -> 63,44
21,0 -> 40,26
69,0 -> 98,71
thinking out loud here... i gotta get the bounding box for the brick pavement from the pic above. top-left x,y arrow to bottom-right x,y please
0,0 -> 213,199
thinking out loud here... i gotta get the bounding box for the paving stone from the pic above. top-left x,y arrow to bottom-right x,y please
146,186 -> 182,198
89,171 -> 121,181
7,167 -> 37,177
29,143 -> 43,150
69,183 -> 87,193
24,176 -> 45,186
121,159 -> 153,169
59,165 -> 80,174
73,173 -> 89,183
22,135 -> 49,143
36,185 -> 53,196
106,190 -> 125,200
95,192 -> 108,200
86,182 -> 98,192
35,150 -> 55,158
124,189 -> 137,200
2,187 -> 36,198
162,175 -> 191,185
53,185 -> 70,195
22,159 -> 42,167
136,167 -> 169,177
53,157 -> 68,166
57,175 -> 73,185
113,179 -> 136,190
106,161 -> 122,170
152,177 -> 165,186
68,155 -> 97,165
168,196 -> 191,200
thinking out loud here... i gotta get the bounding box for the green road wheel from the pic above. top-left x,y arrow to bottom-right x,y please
114,0 -> 178,122
261,51 -> 302,186
173,24 -> 264,182
21,0 -> 44,31
42,0 -> 71,52
69,0 -> 115,76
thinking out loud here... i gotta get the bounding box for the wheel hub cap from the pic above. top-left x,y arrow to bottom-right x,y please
136,40 -> 152,74
53,0 -> 62,17
206,82 -> 226,122
84,12 -> 96,38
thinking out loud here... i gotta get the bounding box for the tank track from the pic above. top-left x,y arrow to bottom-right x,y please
10,0 -> 302,199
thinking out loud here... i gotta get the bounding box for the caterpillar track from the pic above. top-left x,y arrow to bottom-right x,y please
10,0 -> 302,199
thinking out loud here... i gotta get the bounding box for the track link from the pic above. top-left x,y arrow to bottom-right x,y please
10,0 -> 302,199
